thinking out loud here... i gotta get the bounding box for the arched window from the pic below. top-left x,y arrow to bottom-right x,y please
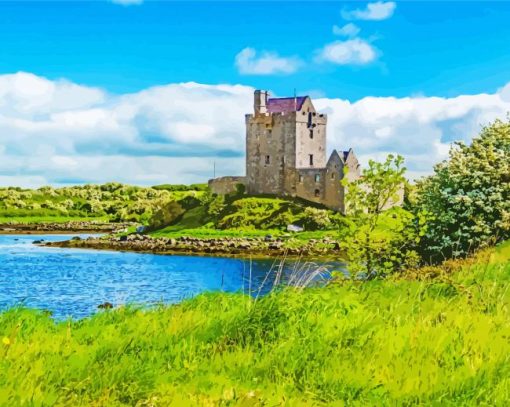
314,189 -> 320,197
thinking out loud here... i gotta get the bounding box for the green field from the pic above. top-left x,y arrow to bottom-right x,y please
0,242 -> 508,405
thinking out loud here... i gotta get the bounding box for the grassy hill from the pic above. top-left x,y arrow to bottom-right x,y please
0,183 -> 340,240
0,241 -> 508,405
150,193 -> 345,239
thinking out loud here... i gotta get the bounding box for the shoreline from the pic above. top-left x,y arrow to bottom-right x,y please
43,234 -> 344,260
0,230 -> 109,235
0,221 -> 132,235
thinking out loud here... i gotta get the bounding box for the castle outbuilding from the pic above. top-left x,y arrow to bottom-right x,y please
209,90 -> 361,213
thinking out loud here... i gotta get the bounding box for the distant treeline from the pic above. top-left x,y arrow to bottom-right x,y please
0,182 -> 205,224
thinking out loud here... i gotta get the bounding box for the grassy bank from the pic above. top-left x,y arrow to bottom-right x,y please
0,243 -> 509,405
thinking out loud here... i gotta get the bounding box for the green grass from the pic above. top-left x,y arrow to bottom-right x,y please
151,227 -> 285,239
0,243 -> 509,405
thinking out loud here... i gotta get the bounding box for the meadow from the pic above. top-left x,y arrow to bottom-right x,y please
0,241 -> 508,406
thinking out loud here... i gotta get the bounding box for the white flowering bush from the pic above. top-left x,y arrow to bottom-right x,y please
413,119 -> 510,262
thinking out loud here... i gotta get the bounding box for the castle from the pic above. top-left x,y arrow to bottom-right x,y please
209,90 -> 361,213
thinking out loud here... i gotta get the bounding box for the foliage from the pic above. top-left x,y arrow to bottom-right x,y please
207,194 -> 227,217
413,119 -> 510,263
0,243 -> 509,405
152,183 -> 208,192
212,197 -> 339,231
342,155 -> 423,277
0,183 -> 204,225
300,207 -> 335,230
147,201 -> 185,231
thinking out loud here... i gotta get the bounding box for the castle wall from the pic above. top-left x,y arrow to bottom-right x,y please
245,112 -> 297,195
295,99 -> 327,169
324,153 -> 345,212
295,168 -> 327,205
208,176 -> 246,195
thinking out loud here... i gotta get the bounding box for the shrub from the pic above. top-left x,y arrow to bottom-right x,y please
342,155 -> 423,278
413,119 -> 510,263
148,201 -> 185,230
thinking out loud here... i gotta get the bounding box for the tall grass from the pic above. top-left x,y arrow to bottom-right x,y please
0,244 -> 509,405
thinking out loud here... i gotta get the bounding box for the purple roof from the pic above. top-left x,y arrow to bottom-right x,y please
267,96 -> 307,113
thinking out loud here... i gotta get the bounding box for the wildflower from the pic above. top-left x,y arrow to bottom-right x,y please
2,337 -> 10,346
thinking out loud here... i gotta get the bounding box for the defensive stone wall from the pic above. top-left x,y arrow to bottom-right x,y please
208,176 -> 246,195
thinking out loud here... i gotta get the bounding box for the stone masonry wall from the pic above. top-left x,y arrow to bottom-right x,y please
208,176 -> 246,195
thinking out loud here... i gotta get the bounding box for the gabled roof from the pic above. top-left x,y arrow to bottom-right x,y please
342,148 -> 355,162
327,148 -> 355,165
267,96 -> 307,113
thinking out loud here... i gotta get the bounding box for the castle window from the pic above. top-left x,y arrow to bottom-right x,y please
314,189 -> 320,197
315,174 -> 320,182
265,155 -> 270,165
309,129 -> 313,139
331,173 -> 335,180
309,154 -> 314,166
308,112 -> 312,128
299,174 -> 303,183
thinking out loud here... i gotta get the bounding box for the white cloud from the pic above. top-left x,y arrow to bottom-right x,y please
333,23 -> 361,37
235,47 -> 301,75
499,82 -> 510,102
315,91 -> 510,179
110,0 -> 143,6
342,1 -> 396,21
0,71 -> 510,187
316,39 -> 378,65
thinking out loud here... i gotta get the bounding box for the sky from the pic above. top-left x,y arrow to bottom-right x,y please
1,1 -> 510,187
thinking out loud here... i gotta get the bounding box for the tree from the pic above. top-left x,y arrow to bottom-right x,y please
413,119 -> 510,263
341,155 -> 422,278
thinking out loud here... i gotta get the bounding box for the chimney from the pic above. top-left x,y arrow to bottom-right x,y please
254,90 -> 268,115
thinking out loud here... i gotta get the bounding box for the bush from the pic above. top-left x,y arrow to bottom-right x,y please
342,155 -> 423,277
148,201 -> 185,230
413,119 -> 510,262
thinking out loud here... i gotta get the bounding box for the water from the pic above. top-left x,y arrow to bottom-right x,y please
0,234 -> 341,320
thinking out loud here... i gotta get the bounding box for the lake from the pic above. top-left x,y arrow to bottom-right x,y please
0,234 -> 341,319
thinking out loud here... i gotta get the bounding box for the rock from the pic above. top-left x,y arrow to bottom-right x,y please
98,302 -> 113,309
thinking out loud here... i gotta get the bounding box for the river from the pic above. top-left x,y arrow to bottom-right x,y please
0,234 -> 341,319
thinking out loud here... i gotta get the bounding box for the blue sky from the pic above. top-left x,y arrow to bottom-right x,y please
1,1 -> 509,99
0,1 -> 510,187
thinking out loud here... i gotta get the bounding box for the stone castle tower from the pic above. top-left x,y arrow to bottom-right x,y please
209,90 -> 361,213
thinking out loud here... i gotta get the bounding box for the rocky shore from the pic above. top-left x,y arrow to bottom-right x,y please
43,233 -> 342,258
0,221 -> 133,234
